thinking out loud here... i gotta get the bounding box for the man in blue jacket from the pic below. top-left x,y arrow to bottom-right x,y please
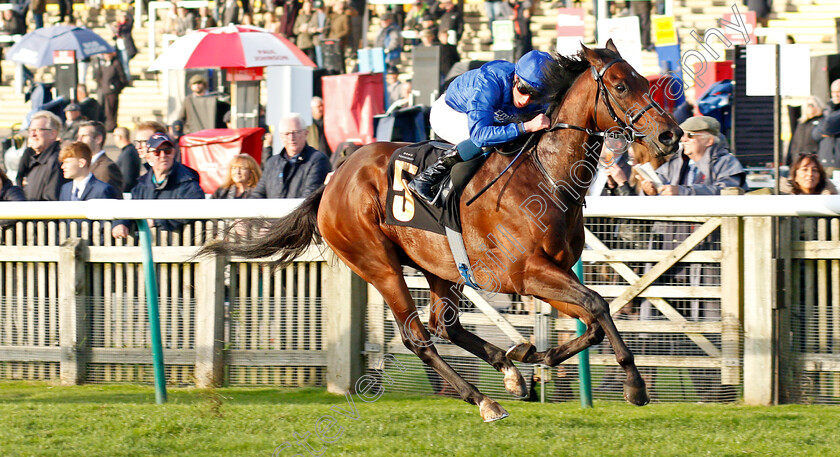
111,133 -> 205,239
407,50 -> 552,206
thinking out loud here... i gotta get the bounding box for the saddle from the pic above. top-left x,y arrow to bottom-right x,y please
385,141 -> 487,288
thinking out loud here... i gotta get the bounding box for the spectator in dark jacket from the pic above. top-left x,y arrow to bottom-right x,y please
113,126 -> 141,191
812,79 -> 840,171
111,133 -> 205,238
77,120 -> 125,192
93,52 -> 129,132
788,95 -> 825,166
77,84 -> 102,123
16,111 -> 70,201
60,103 -> 87,144
109,9 -> 138,82
251,113 -> 330,199
0,167 -> 25,228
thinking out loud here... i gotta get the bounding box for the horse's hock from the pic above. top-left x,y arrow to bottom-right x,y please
0,214 -> 836,406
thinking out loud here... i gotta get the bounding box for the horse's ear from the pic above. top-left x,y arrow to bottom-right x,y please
605,38 -> 622,56
580,42 -> 598,62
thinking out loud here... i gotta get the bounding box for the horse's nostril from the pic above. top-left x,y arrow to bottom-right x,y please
658,131 -> 674,146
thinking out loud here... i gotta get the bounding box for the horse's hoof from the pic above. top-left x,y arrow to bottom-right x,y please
502,366 -> 528,398
505,342 -> 536,363
479,398 -> 510,422
624,382 -> 650,406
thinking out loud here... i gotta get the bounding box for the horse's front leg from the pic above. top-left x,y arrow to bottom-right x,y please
511,254 -> 649,406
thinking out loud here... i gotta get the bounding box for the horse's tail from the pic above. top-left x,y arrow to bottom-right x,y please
199,185 -> 325,269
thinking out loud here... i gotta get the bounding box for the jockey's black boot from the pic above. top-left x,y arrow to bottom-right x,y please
407,147 -> 463,207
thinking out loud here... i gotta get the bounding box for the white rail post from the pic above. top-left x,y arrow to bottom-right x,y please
720,188 -> 743,386
324,262 -> 367,394
58,238 -> 89,386
743,216 -> 776,405
195,253 -> 227,388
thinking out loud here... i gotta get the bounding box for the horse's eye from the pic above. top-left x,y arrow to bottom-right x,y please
616,83 -> 627,92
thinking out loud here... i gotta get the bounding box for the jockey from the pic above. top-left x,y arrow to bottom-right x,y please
407,50 -> 553,206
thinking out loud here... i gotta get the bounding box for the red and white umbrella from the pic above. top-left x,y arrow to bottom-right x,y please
149,25 -> 315,71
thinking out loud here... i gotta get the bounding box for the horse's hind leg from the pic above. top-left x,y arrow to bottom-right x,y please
327,240 -> 509,421
423,274 -> 528,398
514,256 -> 649,406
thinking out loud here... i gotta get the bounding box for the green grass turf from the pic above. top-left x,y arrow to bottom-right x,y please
1,381 -> 838,457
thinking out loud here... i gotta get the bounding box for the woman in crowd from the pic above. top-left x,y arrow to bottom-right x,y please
786,96 -> 825,166
781,153 -> 838,195
212,154 -> 261,199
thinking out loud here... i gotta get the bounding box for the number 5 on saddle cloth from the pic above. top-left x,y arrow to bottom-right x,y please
385,141 -> 487,288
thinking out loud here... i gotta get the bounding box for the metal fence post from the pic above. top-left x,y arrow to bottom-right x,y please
323,262 -> 367,394
743,216 -> 775,405
58,237 -> 89,386
195,253 -> 227,388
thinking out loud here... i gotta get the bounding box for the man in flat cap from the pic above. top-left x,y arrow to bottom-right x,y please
640,116 -> 746,196
60,103 -> 87,143
178,74 -> 213,134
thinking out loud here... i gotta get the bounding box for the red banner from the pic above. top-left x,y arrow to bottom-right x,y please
322,73 -> 385,153
179,127 -> 265,193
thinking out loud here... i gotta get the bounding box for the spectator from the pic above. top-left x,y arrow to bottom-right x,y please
60,103 -> 87,144
629,0 -> 653,50
0,167 -> 25,228
221,0 -> 240,25
348,0 -> 366,53
30,0 -> 45,29
212,154 -> 262,199
278,1 -> 301,38
311,0 -> 329,68
640,116 -> 746,196
781,153 -> 838,195
419,27 -> 440,46
77,84 -> 102,123
510,0 -> 532,60
812,79 -> 840,171
113,127 -> 141,192
483,0 -> 503,44
375,13 -> 402,72
306,96 -> 331,157
1,9 -> 25,36
787,95 -> 824,166
174,5 -> 196,36
133,120 -> 169,170
178,74 -> 211,134
93,52 -> 128,133
77,120 -> 124,191
294,1 -> 318,64
110,9 -> 138,82
196,6 -> 217,28
639,116 -> 744,402
251,113 -> 330,199
16,111 -> 69,201
261,130 -> 274,165
58,141 -> 121,201
325,0 -> 352,70
57,0 -> 73,24
434,0 -> 463,45
385,67 -> 409,109
405,0 -> 430,33
111,133 -> 205,239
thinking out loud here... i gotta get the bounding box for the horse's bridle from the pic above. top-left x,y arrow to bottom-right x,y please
532,58 -> 664,207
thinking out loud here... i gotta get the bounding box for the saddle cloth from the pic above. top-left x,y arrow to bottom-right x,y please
385,141 -> 484,235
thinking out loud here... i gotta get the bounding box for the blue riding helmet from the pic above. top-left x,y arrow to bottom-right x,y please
514,50 -> 552,94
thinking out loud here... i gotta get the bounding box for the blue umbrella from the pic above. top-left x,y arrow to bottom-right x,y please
7,25 -> 115,67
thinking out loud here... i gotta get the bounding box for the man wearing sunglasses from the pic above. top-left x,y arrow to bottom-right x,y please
111,133 -> 205,239
640,116 -> 745,196
408,50 -> 552,207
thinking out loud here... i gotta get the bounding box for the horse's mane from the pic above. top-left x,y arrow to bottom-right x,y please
540,48 -> 617,113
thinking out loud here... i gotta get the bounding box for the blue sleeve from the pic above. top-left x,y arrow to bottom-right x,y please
465,74 -> 523,147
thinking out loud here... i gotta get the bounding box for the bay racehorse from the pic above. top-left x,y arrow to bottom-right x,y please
201,40 -> 682,421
